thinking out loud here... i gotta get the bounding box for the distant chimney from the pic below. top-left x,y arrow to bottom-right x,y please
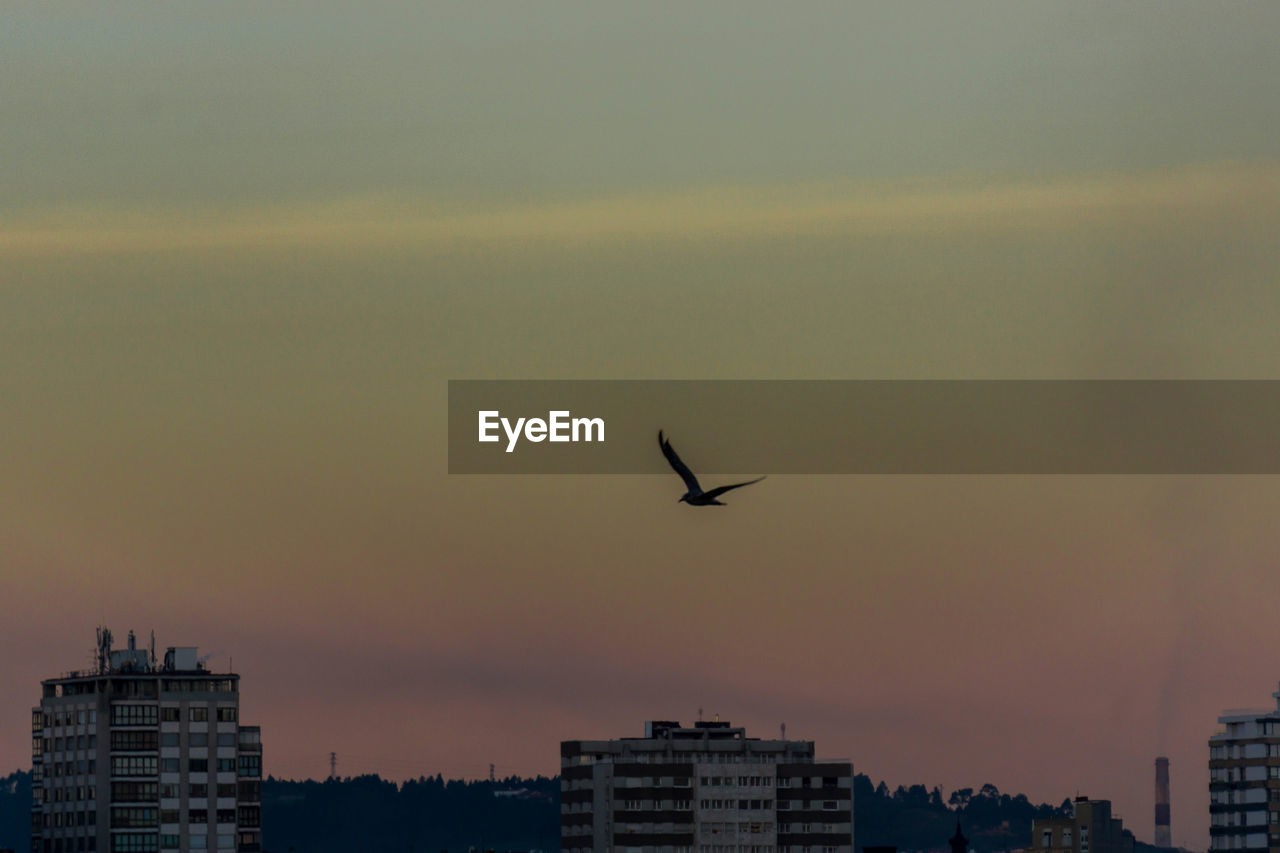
1154,756 -> 1172,848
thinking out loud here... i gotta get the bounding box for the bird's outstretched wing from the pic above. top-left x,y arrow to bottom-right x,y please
659,431 -> 702,494
700,476 -> 766,501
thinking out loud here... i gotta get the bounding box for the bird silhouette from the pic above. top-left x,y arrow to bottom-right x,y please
659,430 -> 765,506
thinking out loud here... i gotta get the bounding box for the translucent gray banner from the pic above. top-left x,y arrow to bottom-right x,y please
448,380 -> 1280,474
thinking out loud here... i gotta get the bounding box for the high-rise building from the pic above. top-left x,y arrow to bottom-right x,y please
31,628 -> 263,853
1209,683 -> 1280,853
560,719 -> 853,853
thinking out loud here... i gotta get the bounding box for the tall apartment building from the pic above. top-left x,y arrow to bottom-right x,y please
561,720 -> 853,853
31,629 -> 263,853
1209,683 -> 1280,853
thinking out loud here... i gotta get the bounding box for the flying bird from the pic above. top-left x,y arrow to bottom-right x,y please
658,430 -> 765,506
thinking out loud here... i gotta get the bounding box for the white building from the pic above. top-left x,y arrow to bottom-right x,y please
31,629 -> 263,853
561,720 -> 853,853
1208,683 -> 1280,852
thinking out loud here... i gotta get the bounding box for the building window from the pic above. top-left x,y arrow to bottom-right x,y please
110,834 -> 158,853
111,756 -> 158,777
111,706 -> 158,727
111,781 -> 159,802
111,731 -> 159,751
190,708 -> 208,723
216,708 -> 237,723
110,807 -> 159,829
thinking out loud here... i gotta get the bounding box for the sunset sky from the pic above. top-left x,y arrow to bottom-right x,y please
4,3 -> 1280,848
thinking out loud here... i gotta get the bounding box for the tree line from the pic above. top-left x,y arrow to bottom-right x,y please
0,769 -> 1085,853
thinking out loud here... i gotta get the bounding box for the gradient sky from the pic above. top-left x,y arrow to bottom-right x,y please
4,3 -> 1280,848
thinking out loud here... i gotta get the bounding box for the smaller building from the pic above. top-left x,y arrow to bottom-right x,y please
561,719 -> 853,853
1027,798 -> 1135,853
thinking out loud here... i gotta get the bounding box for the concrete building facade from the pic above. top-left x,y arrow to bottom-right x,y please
1209,684 -> 1280,852
1026,797 -> 1135,853
561,720 -> 852,853
31,629 -> 262,853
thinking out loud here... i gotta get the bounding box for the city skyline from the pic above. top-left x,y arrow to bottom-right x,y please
5,3 -> 1280,850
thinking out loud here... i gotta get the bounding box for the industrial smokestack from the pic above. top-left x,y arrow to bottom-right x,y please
1154,756 -> 1172,848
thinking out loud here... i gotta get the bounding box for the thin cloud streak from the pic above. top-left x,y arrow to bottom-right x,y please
2,161 -> 1275,257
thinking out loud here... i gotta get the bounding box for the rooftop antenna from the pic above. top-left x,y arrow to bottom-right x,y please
781,722 -> 786,739
698,707 -> 703,722
96,626 -> 113,674
149,631 -> 157,670
329,752 -> 337,779
489,764 -> 495,783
